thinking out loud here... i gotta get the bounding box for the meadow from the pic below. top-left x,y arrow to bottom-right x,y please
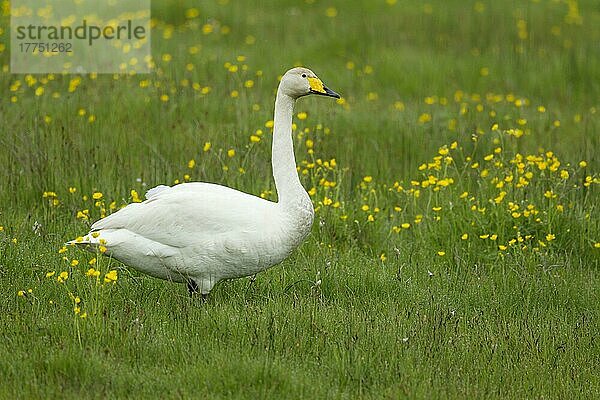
1,0 -> 599,398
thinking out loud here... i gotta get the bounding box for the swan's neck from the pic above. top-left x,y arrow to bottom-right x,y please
272,90 -> 308,207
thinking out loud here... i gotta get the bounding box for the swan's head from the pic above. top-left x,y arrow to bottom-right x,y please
280,67 -> 340,100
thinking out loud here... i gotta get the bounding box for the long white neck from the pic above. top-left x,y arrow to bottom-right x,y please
272,89 -> 307,206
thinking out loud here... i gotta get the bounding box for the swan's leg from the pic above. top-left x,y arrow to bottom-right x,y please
246,274 -> 257,294
187,279 -> 199,295
188,276 -> 216,300
187,280 -> 209,302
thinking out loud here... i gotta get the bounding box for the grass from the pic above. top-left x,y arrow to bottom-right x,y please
1,0 -> 599,398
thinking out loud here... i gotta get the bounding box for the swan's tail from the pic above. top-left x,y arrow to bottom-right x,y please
66,232 -> 106,253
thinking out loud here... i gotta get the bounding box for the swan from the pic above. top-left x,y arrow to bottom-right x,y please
69,67 -> 340,297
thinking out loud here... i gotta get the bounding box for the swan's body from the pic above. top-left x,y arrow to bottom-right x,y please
69,67 -> 340,295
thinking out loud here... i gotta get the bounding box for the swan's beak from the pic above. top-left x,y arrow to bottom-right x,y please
308,77 -> 341,99
314,85 -> 341,99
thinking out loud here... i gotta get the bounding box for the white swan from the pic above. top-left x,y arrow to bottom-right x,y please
69,67 -> 340,296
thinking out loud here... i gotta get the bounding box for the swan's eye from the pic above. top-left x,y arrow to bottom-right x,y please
301,73 -> 307,78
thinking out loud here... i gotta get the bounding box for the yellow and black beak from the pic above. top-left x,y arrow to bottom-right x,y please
308,77 -> 341,99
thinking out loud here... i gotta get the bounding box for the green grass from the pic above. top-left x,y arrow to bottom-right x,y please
1,0 -> 599,398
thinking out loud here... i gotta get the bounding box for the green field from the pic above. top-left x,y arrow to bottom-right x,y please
1,0 -> 599,398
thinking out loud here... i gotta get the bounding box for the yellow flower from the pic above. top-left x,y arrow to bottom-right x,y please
367,92 -> 378,101
437,251 -> 446,256
131,189 -> 141,203
546,233 -> 556,241
92,192 -> 103,200
579,161 -> 587,168
297,112 -> 308,120
104,270 -> 118,283
379,253 -> 387,262
57,271 -> 69,283
361,205 -> 370,212
363,176 -> 373,183
401,223 -> 410,229
45,271 -> 56,278
185,7 -> 200,18
461,233 -> 468,240
227,149 -> 235,157
322,197 -> 333,206
86,268 -> 100,278
70,259 -> 79,267
418,113 -> 432,124
325,7 -> 338,17
188,159 -> 196,169
17,290 -> 25,297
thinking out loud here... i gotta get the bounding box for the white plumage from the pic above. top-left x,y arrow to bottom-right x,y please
69,67 -> 340,295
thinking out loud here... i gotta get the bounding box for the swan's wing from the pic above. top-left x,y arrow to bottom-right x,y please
91,183 -> 275,249
145,184 -> 170,200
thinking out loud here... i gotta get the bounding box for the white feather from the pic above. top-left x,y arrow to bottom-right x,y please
145,184 -> 170,199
